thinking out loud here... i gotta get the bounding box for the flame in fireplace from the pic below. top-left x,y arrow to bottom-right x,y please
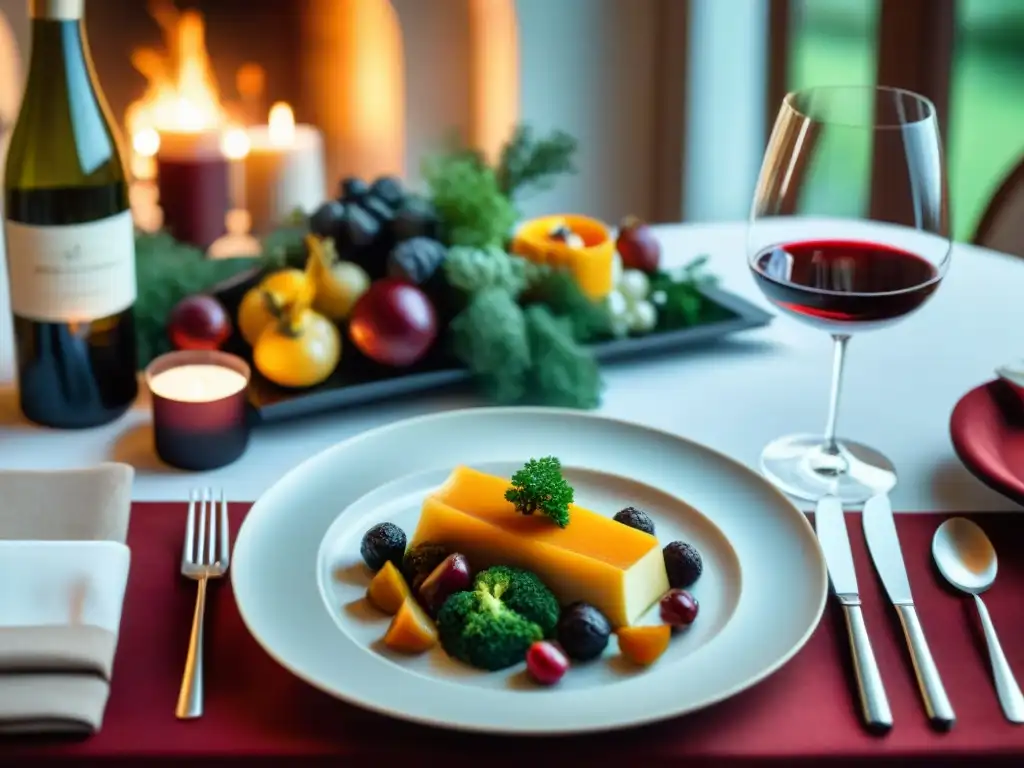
125,0 -> 227,144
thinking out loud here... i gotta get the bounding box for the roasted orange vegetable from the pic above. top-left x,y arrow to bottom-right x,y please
616,624 -> 671,666
383,597 -> 438,653
367,561 -> 412,615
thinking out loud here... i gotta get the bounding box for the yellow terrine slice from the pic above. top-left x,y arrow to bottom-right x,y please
410,466 -> 669,627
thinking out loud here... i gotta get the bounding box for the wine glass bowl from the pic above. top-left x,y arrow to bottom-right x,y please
749,86 -> 951,503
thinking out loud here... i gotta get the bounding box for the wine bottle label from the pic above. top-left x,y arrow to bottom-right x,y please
29,0 -> 84,20
4,210 -> 136,322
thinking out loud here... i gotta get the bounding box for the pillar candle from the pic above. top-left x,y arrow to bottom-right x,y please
242,103 -> 326,234
156,130 -> 230,249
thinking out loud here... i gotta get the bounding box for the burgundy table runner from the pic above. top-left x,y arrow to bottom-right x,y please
4,503 -> 1024,767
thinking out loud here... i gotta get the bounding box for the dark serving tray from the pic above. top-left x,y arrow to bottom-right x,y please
209,270 -> 772,424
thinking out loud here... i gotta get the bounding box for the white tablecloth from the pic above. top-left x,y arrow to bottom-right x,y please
0,221 -> 1019,510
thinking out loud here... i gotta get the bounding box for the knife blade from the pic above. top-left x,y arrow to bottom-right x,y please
815,495 -> 892,733
863,494 -> 955,730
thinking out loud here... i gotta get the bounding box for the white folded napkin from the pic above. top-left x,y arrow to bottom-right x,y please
0,463 -> 133,735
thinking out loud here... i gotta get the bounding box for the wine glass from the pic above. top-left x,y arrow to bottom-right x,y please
748,85 -> 951,503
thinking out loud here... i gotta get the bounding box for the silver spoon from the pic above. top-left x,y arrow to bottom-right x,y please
932,517 -> 1024,723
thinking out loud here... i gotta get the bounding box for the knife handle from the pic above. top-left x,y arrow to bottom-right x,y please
896,604 -> 955,730
840,601 -> 893,733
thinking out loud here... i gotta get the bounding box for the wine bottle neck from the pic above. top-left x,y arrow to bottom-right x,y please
27,12 -> 86,77
29,0 -> 84,20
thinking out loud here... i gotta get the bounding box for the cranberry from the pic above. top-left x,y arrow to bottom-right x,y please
660,589 -> 699,627
616,216 -> 661,274
526,641 -> 569,686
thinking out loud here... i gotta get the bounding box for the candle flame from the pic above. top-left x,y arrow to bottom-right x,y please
125,0 -> 227,140
221,126 -> 251,160
268,102 -> 295,147
132,127 -> 161,157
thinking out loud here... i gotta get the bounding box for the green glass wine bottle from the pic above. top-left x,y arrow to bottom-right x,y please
4,0 -> 139,428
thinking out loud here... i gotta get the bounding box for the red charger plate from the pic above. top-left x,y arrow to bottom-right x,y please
950,378 -> 1024,507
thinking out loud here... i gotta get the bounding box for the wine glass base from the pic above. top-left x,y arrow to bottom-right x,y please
760,433 -> 897,504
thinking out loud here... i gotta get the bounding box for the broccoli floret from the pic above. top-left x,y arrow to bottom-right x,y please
443,245 -> 528,296
473,565 -> 560,638
436,589 -> 543,671
435,590 -> 478,662
504,456 -> 574,528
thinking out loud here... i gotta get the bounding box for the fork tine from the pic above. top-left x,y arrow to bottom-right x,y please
219,490 -> 230,567
196,489 -> 207,566
182,490 -> 197,565
206,487 -> 217,566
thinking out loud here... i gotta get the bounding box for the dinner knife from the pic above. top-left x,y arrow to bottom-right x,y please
815,495 -> 893,733
863,494 -> 956,731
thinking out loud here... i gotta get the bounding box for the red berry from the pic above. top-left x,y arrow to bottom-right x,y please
660,589 -> 699,627
526,641 -> 569,686
616,216 -> 661,274
167,295 -> 232,351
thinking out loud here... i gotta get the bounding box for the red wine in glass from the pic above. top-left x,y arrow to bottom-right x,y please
749,85 -> 951,504
751,239 -> 941,332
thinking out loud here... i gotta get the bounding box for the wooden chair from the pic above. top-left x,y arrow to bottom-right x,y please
974,155 -> 1024,257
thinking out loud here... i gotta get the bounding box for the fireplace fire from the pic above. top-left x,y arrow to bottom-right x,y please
102,0 -> 520,251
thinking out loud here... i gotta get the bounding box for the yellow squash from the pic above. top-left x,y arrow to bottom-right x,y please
305,235 -> 370,321
237,264 -> 317,347
261,267 -> 316,308
253,305 -> 341,389
237,287 -> 279,347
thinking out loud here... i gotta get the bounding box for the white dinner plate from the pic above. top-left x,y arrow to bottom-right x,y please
232,407 -> 827,735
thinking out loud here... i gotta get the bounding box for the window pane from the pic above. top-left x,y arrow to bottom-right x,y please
788,0 -> 880,92
785,0 -> 880,218
948,0 -> 1024,241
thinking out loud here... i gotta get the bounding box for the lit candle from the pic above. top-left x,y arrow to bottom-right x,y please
131,127 -> 160,180
242,102 -> 327,234
220,125 -> 251,210
148,364 -> 247,403
155,129 -> 231,249
128,126 -> 163,233
145,351 -> 252,471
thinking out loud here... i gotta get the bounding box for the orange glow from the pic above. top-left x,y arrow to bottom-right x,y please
220,126 -> 251,160
468,0 -> 520,165
132,127 -> 161,157
303,0 -> 405,181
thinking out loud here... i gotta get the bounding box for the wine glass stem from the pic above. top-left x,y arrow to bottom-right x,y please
822,334 -> 850,456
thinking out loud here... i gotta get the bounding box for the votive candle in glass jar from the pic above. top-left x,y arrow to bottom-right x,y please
145,350 -> 251,471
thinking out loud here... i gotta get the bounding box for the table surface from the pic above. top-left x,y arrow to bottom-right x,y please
0,220 -> 1020,509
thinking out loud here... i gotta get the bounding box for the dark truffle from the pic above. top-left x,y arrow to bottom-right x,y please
663,541 -> 703,588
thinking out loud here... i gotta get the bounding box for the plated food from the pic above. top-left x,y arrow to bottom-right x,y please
233,406 -> 825,734
348,458 -> 707,683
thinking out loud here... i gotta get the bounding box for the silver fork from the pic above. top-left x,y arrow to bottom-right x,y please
176,488 -> 230,720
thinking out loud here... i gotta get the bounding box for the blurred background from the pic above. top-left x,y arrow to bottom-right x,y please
0,0 -> 1018,242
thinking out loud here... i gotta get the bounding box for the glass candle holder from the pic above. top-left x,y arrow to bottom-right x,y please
145,350 -> 251,471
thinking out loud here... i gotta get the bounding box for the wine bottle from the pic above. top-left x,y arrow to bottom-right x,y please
4,0 -> 138,428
